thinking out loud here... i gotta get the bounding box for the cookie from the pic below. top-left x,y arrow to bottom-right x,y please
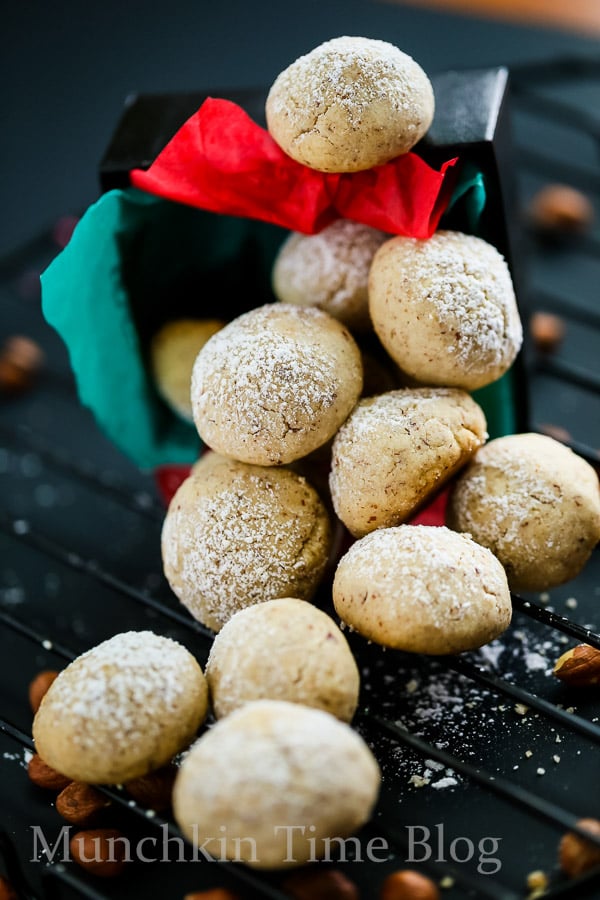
162,457 -> 331,631
266,36 -> 434,172
191,304 -> 363,466
150,318 -> 224,421
173,700 -> 380,868
369,231 -> 523,390
330,388 -> 487,537
206,598 -> 359,721
272,220 -> 387,330
33,632 -> 208,784
447,433 -> 600,591
333,525 -> 511,653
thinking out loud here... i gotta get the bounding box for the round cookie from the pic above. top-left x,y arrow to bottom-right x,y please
266,36 -> 434,173
206,598 -> 359,721
33,632 -> 208,784
272,220 -> 387,331
447,433 -> 600,592
333,525 -> 512,654
369,231 -> 523,390
173,700 -> 380,869
150,318 -> 224,421
330,388 -> 487,537
191,304 -> 363,466
162,457 -> 331,632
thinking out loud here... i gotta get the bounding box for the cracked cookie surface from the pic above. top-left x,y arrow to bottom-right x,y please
447,433 -> 600,591
265,36 -> 434,173
330,387 -> 487,537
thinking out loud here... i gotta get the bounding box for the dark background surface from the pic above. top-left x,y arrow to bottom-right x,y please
2,2 -> 600,899
2,0 -> 600,258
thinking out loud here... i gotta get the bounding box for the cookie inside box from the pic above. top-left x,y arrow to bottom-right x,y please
41,67 -> 525,470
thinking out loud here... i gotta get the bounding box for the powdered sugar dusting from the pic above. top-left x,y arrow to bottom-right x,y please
162,465 -> 330,631
273,221 -> 387,330
191,304 -> 362,465
37,632 -> 198,752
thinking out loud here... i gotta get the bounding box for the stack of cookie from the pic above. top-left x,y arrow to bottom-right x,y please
158,36 -> 600,866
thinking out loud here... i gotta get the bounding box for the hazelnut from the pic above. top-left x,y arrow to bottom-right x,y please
27,754 -> 71,791
380,869 -> 440,900
28,669 -> 59,714
70,828 -> 128,878
56,782 -> 112,826
0,876 -> 18,900
528,184 -> 594,234
559,818 -> 600,877
184,891 -> 240,900
283,867 -> 359,899
553,644 -> 600,687
0,336 -> 44,396
124,764 -> 177,811
529,312 -> 566,353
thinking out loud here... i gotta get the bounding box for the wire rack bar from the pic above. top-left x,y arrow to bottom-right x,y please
449,656 -> 600,742
511,595 -> 600,648
509,86 -> 600,138
0,423 -> 164,523
537,356 -> 600,396
516,146 -> 600,192
366,714 -> 600,851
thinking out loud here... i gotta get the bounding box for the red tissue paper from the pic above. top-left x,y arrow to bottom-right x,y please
130,98 -> 457,238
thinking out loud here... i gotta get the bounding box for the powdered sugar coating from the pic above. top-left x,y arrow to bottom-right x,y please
369,231 -> 523,390
33,631 -> 208,784
266,36 -> 434,172
272,220 -> 387,330
447,433 -> 600,591
333,525 -> 511,653
173,699 -> 380,868
191,304 -> 363,465
206,597 -> 359,721
330,387 -> 487,536
162,458 -> 331,632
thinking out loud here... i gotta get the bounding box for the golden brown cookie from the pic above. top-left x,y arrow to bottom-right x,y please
33,632 -> 208,784
447,433 -> 600,591
150,318 -> 224,421
333,525 -> 511,653
173,700 -> 380,868
206,598 -> 359,721
266,36 -> 434,173
162,458 -> 331,631
191,304 -> 363,466
369,231 -> 523,390
272,220 -> 387,330
330,388 -> 487,536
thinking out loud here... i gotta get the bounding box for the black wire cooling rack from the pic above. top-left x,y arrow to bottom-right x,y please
1,56 -> 600,900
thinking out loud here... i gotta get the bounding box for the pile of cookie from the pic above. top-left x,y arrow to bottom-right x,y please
32,36 -> 600,877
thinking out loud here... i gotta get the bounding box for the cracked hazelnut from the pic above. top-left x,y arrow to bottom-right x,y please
283,867 -> 359,899
554,644 -> 600,687
27,754 -> 71,791
528,184 -> 594,234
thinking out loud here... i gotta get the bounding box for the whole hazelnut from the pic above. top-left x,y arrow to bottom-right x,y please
28,669 -> 59,714
528,184 -> 594,234
70,828 -> 128,878
184,891 -> 240,900
124,764 -> 177,811
0,875 -> 18,900
380,870 -> 440,900
559,818 -> 600,877
56,782 -> 112,826
529,312 -> 566,353
0,336 -> 44,396
27,754 -> 71,791
283,867 -> 359,899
